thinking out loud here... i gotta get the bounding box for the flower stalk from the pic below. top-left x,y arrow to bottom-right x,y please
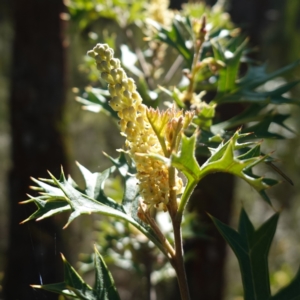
182,16 -> 207,105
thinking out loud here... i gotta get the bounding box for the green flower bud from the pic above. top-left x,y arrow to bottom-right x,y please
110,58 -> 120,68
101,72 -> 114,84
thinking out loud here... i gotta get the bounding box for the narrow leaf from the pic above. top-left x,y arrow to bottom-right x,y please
211,209 -> 279,300
94,246 -> 121,300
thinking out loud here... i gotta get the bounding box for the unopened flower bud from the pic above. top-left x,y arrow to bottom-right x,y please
101,72 -> 114,84
87,50 -> 96,58
109,96 -> 122,110
110,58 -> 120,68
99,60 -> 110,72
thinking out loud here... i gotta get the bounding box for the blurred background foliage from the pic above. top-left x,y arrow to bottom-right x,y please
0,0 -> 300,299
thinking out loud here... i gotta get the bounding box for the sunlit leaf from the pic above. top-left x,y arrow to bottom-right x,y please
22,162 -> 167,256
199,130 -> 277,204
148,15 -> 193,66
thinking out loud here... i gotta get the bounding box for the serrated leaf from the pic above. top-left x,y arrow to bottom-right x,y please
104,152 -> 135,178
241,114 -> 290,139
210,208 -> 279,300
32,250 -> 121,300
171,132 -> 201,213
102,153 -> 141,216
212,103 -> 295,139
22,163 -> 168,256
172,132 -> 201,181
93,247 -> 121,300
199,130 -> 277,205
76,162 -> 124,212
20,197 -> 70,223
146,108 -> 170,155
122,176 -> 139,214
212,38 -> 247,96
148,16 -> 193,66
30,177 -> 65,196
62,254 -> 94,299
214,60 -> 300,105
238,60 -> 300,90
31,282 -> 77,297
33,253 -> 94,299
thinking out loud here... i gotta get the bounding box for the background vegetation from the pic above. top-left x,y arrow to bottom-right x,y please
0,0 -> 300,299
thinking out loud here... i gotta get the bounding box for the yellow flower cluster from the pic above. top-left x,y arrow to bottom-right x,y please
87,44 -> 192,210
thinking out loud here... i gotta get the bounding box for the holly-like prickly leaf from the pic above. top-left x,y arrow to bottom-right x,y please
199,130 -> 278,205
32,253 -> 94,299
210,208 -> 279,300
93,247 -> 121,300
212,38 -> 247,97
173,129 -> 278,206
104,152 -> 135,178
241,113 -> 293,139
102,153 -> 140,217
20,196 -> 70,223
213,58 -> 300,105
76,162 -> 124,212
172,132 -> 201,182
148,15 -> 193,66
32,250 -> 121,300
21,162 -> 168,256
172,132 -> 201,212
212,104 -> 295,139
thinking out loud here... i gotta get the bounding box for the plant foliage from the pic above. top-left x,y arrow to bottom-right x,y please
21,1 -> 300,299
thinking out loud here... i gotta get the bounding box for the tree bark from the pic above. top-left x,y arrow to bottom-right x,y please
3,0 -> 68,299
184,172 -> 235,300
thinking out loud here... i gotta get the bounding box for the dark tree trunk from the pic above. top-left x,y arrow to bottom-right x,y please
3,0 -> 68,299
184,173 -> 235,300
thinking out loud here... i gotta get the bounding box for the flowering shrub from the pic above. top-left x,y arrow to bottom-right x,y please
22,1 -> 300,299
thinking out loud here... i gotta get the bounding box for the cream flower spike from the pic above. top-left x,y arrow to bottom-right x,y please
88,44 -> 193,211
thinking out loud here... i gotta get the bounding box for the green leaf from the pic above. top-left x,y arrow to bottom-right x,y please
210,208 -> 279,300
32,282 -> 77,298
32,250 -> 121,300
93,247 -> 121,300
212,38 -> 247,96
76,162 -> 124,212
149,16 -> 193,66
241,113 -> 292,139
172,132 -> 201,213
212,102 -> 295,140
22,162 -> 168,257
103,152 -> 135,178
32,253 -> 94,299
102,153 -> 141,217
20,196 -> 70,223
214,60 -> 300,105
193,102 -> 216,130
146,108 -> 170,155
238,60 -> 300,90
172,132 -> 201,181
199,130 -> 278,205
